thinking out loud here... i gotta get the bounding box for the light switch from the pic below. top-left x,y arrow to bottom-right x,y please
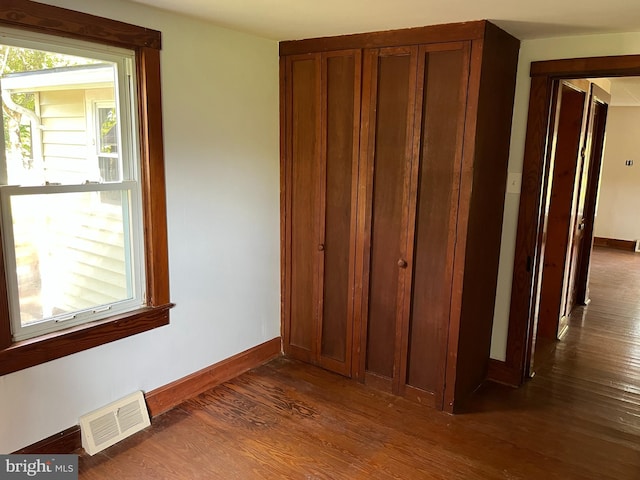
506,172 -> 522,194
625,159 -> 634,166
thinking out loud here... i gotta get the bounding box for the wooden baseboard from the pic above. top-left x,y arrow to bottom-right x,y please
13,426 -> 82,454
487,359 -> 522,387
146,337 -> 281,416
593,237 -> 637,252
15,337 -> 282,454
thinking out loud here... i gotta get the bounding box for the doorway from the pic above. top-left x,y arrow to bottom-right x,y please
533,79 -> 610,368
501,55 -> 640,384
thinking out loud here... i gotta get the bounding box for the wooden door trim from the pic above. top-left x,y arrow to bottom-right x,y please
503,54 -> 640,386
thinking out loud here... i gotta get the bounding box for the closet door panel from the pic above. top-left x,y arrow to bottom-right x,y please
406,45 -> 469,394
288,56 -> 321,354
365,48 -> 417,379
320,52 -> 360,369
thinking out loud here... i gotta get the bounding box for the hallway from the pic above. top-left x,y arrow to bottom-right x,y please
474,245 -> 640,478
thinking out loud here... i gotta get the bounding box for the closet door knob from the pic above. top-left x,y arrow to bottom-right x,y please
318,244 -> 325,251
397,259 -> 408,268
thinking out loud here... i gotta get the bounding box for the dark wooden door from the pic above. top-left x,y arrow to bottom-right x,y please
575,87 -> 609,305
359,46 -> 419,388
358,43 -> 470,405
537,81 -> 588,339
318,50 -> 361,375
283,51 -> 361,376
400,43 -> 469,406
285,54 -> 321,364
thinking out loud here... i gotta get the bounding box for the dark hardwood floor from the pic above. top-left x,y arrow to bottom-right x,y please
79,246 -> 640,479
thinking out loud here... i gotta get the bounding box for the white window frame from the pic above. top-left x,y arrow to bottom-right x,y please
0,27 -> 146,341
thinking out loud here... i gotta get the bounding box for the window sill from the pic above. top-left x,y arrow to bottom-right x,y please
0,303 -> 174,376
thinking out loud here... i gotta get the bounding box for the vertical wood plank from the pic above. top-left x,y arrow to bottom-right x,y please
279,57 -> 288,347
137,46 -> 170,307
364,48 -> 414,380
353,49 -> 378,381
287,55 -> 320,360
405,45 -> 469,400
537,84 -> 586,339
319,51 -> 360,376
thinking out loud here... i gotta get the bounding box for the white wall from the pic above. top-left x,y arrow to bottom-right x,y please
491,31 -> 640,360
593,107 -> 640,242
0,0 -> 280,453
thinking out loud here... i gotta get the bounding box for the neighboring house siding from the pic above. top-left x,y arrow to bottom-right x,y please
40,89 -> 92,184
14,86 -> 128,320
50,195 -> 128,313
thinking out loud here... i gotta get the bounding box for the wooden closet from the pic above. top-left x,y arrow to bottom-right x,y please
280,21 -> 520,412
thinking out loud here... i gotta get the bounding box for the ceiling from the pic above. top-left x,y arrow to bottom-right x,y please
129,0 -> 640,41
609,77 -> 640,106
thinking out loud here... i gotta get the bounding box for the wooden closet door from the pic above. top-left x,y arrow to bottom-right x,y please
284,51 -> 361,375
359,47 -> 419,387
400,43 -> 470,406
318,50 -> 361,375
284,54 -> 322,363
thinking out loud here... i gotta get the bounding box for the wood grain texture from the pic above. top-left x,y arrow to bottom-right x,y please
279,20 -> 486,55
0,0 -> 171,377
287,55 -> 320,357
505,55 -> 640,387
563,83 -> 606,315
593,237 -> 637,251
16,339 -> 281,454
352,48 -> 378,381
449,24 -> 520,412
279,57 -> 288,346
575,93 -> 609,305
504,76 -> 554,385
0,304 -> 172,376
137,46 -> 171,307
531,54 -> 640,77
79,260 -> 640,480
364,48 -> 415,380
537,84 -> 586,339
146,337 -> 281,417
0,0 -> 161,49
282,21 -> 519,412
319,51 -> 360,375
405,45 -> 468,398
487,358 -> 522,386
282,51 -> 361,376
14,426 -> 81,455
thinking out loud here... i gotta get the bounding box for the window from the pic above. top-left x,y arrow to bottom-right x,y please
0,1 -> 172,375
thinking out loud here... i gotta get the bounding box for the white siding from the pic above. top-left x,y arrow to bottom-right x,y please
13,87 -> 127,322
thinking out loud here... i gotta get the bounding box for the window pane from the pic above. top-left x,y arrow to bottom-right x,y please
0,45 -> 120,186
98,107 -> 118,155
10,191 -> 133,326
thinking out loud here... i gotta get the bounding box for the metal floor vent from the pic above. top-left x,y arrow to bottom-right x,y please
79,391 -> 151,455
